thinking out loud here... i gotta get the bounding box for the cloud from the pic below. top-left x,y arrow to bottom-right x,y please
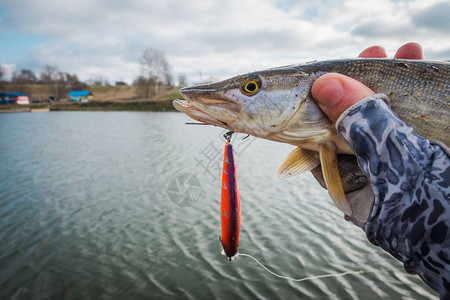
0,64 -> 16,80
351,18 -> 412,38
1,0 -> 449,84
427,48 -> 450,60
412,1 -> 450,31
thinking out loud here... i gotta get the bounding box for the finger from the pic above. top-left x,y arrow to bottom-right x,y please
358,46 -> 387,58
394,42 -> 423,59
312,73 -> 375,123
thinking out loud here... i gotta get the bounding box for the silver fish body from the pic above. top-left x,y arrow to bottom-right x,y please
174,58 -> 449,152
299,59 -> 449,147
174,58 -> 449,215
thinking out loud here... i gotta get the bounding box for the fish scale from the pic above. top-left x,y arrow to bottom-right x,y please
175,58 -> 449,150
299,59 -> 449,146
175,58 -> 449,216
175,58 -> 449,217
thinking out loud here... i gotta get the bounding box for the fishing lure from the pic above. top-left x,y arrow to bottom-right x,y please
214,131 -> 400,283
220,131 -> 241,261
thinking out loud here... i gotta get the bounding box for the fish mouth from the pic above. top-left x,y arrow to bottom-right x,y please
172,99 -> 230,127
179,86 -> 235,106
174,85 -> 241,128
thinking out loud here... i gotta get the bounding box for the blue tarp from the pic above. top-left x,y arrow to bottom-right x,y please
68,90 -> 91,97
69,90 -> 93,102
0,92 -> 30,97
0,92 -> 31,104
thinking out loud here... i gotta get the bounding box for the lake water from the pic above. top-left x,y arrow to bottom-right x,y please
0,111 -> 437,299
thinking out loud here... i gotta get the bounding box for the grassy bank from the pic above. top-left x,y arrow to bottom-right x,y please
1,81 -> 183,112
0,99 -> 178,112
1,83 -> 183,102
50,100 -> 177,111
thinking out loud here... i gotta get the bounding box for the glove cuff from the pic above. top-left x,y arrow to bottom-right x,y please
335,94 -> 390,131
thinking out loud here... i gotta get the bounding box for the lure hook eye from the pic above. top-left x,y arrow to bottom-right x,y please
223,130 -> 234,142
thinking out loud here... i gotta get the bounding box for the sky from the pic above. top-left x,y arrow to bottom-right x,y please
0,0 -> 449,85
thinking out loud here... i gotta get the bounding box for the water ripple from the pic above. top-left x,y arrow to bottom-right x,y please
0,112 -> 437,299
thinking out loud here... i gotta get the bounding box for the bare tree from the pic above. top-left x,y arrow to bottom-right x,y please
164,72 -> 173,87
9,69 -> 37,93
88,76 -> 110,86
54,72 -> 88,99
178,74 -> 188,87
40,65 -> 66,100
40,65 -> 59,83
139,48 -> 172,98
133,75 -> 148,98
69,74 -> 88,90
12,69 -> 37,84
23,69 -> 37,82
10,71 -> 27,93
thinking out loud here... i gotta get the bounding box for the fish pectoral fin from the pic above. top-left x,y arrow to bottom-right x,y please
319,141 -> 352,216
276,147 -> 320,180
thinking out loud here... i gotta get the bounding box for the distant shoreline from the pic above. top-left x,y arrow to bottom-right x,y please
0,100 -> 178,113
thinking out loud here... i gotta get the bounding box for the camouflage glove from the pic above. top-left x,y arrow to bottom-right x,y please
311,155 -> 374,229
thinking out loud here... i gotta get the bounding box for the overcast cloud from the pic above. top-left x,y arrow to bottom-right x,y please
0,0 -> 449,84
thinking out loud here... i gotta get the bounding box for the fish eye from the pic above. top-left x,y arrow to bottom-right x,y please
240,77 -> 261,96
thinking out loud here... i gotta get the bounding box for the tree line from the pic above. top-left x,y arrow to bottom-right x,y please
0,65 -> 89,101
0,48 -> 188,100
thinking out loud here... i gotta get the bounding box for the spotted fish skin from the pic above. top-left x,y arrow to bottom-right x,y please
175,58 -> 449,219
300,58 -> 449,147
175,58 -> 449,154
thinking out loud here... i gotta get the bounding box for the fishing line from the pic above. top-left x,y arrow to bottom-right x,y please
185,122 -> 211,125
217,132 -> 402,283
237,253 -> 402,282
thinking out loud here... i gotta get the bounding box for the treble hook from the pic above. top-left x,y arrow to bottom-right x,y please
223,130 -> 234,142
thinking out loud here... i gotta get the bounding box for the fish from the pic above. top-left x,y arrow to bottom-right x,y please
174,58 -> 450,215
220,141 -> 240,261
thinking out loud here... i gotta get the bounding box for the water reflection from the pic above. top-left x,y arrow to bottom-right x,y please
0,111 -> 436,299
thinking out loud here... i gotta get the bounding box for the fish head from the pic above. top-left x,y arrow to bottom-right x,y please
173,66 -> 334,146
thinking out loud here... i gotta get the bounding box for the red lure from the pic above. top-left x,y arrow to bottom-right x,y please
220,141 -> 241,261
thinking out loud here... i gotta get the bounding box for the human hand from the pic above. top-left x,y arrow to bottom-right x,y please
310,43 -> 423,227
311,43 -> 450,297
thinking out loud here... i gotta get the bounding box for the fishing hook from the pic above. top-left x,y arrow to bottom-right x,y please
223,131 -> 234,142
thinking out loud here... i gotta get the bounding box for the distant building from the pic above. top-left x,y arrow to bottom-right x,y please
0,92 -> 30,105
68,90 -> 93,102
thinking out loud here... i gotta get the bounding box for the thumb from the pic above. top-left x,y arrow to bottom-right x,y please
311,73 -> 375,123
